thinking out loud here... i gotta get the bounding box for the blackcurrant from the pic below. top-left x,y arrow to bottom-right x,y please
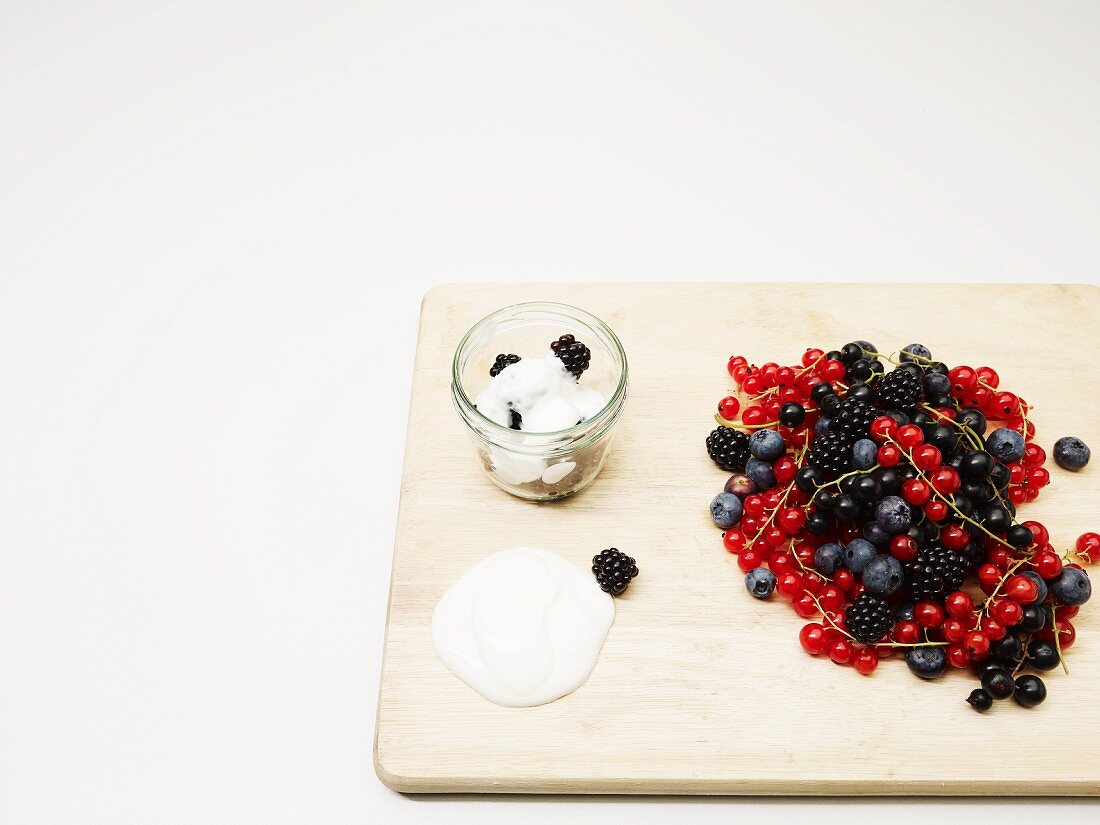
811,381 -> 836,403
981,668 -> 1015,700
779,402 -> 806,428
795,465 -> 824,493
956,408 -> 988,436
1018,604 -> 1046,634
1006,524 -> 1034,549
1013,675 -> 1047,708
966,688 -> 994,712
1026,639 -> 1060,671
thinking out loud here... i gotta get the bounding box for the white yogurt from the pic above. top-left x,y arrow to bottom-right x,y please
474,353 -> 606,433
431,547 -> 615,707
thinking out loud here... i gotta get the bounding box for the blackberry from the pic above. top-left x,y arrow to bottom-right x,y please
706,427 -> 751,472
489,353 -> 521,377
875,368 -> 924,414
846,593 -> 893,644
905,543 -> 967,602
831,398 -> 876,443
592,548 -> 638,596
807,430 -> 851,479
550,334 -> 591,378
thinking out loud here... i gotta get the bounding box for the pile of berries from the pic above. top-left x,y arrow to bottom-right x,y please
707,342 -> 1094,711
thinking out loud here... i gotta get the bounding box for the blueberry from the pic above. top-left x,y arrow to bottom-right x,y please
1053,436 -> 1091,471
1020,570 -> 1048,605
985,428 -> 1026,463
843,538 -> 877,574
710,492 -> 743,529
1050,566 -> 1091,606
724,473 -> 757,499
744,457 -> 776,490
748,429 -> 786,461
745,567 -> 777,599
813,542 -> 843,576
851,438 -> 877,471
900,343 -> 931,363
814,416 -> 832,438
906,646 -> 947,679
862,520 -> 890,547
923,372 -> 950,397
875,495 -> 912,535
862,554 -> 904,597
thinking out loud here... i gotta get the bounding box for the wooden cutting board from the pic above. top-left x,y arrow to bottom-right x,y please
375,283 -> 1100,795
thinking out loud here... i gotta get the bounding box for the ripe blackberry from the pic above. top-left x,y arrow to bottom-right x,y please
706,427 -> 751,472
905,543 -> 968,602
831,397 -> 876,443
808,430 -> 851,479
846,593 -> 893,644
875,368 -> 924,414
592,548 -> 638,596
489,353 -> 521,377
550,334 -> 591,378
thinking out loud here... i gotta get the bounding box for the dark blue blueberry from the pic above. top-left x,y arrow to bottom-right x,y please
843,538 -> 877,574
875,495 -> 912,535
814,416 -> 833,437
900,343 -> 931,363
863,554 -> 904,597
1020,570 -> 1048,605
862,520 -> 890,547
813,542 -> 843,576
744,457 -> 776,490
923,372 -> 950,397
851,438 -> 877,471
748,428 -> 786,461
1050,566 -> 1091,606
906,646 -> 947,679
710,492 -> 743,529
745,567 -> 777,599
1053,436 -> 1091,471
985,428 -> 1026,463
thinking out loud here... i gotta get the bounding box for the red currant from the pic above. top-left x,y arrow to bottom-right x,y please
742,406 -> 766,426
1033,550 -> 1062,578
993,598 -> 1023,626
943,618 -> 968,643
1076,532 -> 1100,563
965,631 -> 991,658
723,530 -> 746,554
945,591 -> 974,619
779,507 -> 806,534
976,366 -> 999,389
914,601 -> 945,629
895,424 -> 924,450
727,356 -> 747,377
822,359 -> 846,381
889,533 -> 919,562
828,637 -> 854,665
818,585 -> 844,612
869,416 -> 898,443
924,500 -> 949,521
799,622 -> 826,655
793,593 -> 819,618
852,648 -> 878,675
876,444 -> 902,467
1023,443 -> 1046,467
948,366 -> 977,396
893,620 -> 921,645
930,466 -> 961,495
743,495 -> 765,516
912,444 -> 943,471
947,644 -> 972,668
979,615 -> 1007,641
940,525 -> 969,550
773,456 -> 797,484
1005,574 -> 1039,604
801,348 -> 825,368
718,396 -> 740,420
776,572 -> 804,599
737,548 -> 764,572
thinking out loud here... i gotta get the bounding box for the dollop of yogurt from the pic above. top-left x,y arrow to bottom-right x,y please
474,353 -> 606,433
431,547 -> 615,707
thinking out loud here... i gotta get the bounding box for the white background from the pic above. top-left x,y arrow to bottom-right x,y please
2,1 -> 1098,823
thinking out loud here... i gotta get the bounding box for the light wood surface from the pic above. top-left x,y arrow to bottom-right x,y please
375,283 -> 1100,795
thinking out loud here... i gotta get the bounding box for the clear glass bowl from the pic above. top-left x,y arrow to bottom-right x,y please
451,302 -> 628,501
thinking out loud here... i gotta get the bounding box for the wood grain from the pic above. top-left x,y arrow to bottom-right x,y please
375,283 -> 1100,795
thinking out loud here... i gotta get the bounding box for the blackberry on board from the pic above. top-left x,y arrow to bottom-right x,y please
707,427 -> 751,472
831,397 -> 876,443
905,543 -> 968,602
592,548 -> 638,596
875,368 -> 924,414
846,593 -> 894,644
807,430 -> 852,479
550,334 -> 591,378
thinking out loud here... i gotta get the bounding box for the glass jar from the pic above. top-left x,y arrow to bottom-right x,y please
451,302 -> 628,501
